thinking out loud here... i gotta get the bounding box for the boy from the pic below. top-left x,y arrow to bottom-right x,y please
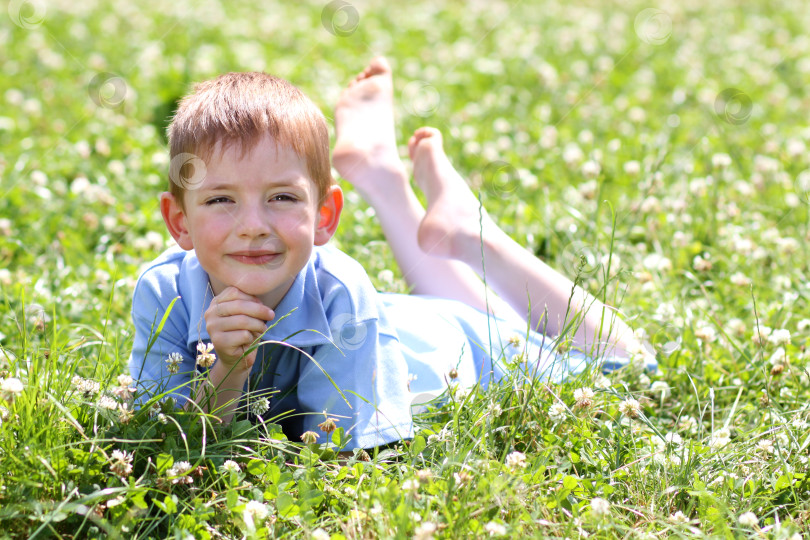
130,59 -> 652,451
130,71 -> 414,450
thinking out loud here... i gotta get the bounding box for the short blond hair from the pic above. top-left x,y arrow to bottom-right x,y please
167,72 -> 332,205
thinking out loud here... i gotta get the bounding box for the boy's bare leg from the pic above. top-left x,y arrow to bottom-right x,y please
332,58 -> 493,312
409,127 -> 642,357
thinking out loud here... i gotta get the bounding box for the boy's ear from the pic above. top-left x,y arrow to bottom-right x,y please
314,185 -> 343,246
160,192 -> 194,250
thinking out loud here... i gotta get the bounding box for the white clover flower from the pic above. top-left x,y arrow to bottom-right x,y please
505,451 -> 527,470
729,272 -> 751,287
678,415 -> 698,434
413,521 -> 438,540
118,403 -> 134,424
97,395 -> 118,410
581,160 -> 601,179
727,318 -> 746,337
711,153 -> 732,169
649,381 -> 671,400
222,460 -> 240,474
71,375 -> 101,395
694,322 -> 717,343
664,432 -> 683,446
669,510 -> 690,523
117,374 -> 133,387
618,398 -> 642,418
165,352 -> 183,374
709,427 -> 731,448
0,377 -> 23,402
590,497 -> 610,517
752,325 -> 772,345
692,255 -> 712,271
562,143 -> 584,165
402,479 -> 419,492
756,439 -> 774,454
250,397 -> 270,416
244,500 -> 269,521
623,160 -> 641,176
109,449 -> 134,478
573,387 -> 595,408
738,511 -> 758,527
594,374 -> 611,389
768,328 -> 791,346
484,521 -> 507,536
167,461 -> 193,484
311,529 -> 330,540
548,402 -> 567,423
196,342 -> 217,368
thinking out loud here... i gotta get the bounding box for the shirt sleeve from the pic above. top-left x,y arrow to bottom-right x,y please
129,269 -> 196,406
295,306 -> 414,450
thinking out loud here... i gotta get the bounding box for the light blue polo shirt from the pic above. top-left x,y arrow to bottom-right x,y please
130,244 -> 653,449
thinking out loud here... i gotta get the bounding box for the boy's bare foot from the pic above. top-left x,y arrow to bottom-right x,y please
333,57 -> 408,201
409,127 -> 499,265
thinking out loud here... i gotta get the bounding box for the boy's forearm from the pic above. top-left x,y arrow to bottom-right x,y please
191,361 -> 251,423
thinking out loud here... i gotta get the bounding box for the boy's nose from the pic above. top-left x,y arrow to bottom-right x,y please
236,204 -> 272,238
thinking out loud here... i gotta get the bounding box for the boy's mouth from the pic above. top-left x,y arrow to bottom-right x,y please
228,251 -> 281,265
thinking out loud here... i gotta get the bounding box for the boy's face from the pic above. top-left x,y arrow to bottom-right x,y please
161,135 -> 342,308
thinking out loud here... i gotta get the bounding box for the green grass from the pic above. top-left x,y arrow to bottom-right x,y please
2,0 -> 810,537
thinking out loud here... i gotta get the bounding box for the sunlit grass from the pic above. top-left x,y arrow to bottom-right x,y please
3,0 -> 810,537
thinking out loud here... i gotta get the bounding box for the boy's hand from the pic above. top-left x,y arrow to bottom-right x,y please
204,286 -> 275,370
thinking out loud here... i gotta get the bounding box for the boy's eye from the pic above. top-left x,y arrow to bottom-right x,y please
204,196 -> 232,205
271,194 -> 296,202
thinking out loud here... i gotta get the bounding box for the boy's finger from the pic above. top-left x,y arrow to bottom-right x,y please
217,286 -> 264,304
214,314 -> 268,336
210,298 -> 274,322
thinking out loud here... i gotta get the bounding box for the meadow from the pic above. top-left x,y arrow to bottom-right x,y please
1,0 -> 810,537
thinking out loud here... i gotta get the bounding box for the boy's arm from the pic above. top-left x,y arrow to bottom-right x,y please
194,286 -> 274,423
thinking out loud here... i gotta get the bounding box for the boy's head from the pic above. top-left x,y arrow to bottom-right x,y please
160,72 -> 343,308
167,71 -> 333,206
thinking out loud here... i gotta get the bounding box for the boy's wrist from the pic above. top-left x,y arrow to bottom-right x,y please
209,359 -> 251,385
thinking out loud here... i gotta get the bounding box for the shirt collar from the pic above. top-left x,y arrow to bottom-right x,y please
185,249 -> 334,350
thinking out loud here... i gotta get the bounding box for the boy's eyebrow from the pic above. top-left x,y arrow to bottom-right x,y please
202,176 -> 310,191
